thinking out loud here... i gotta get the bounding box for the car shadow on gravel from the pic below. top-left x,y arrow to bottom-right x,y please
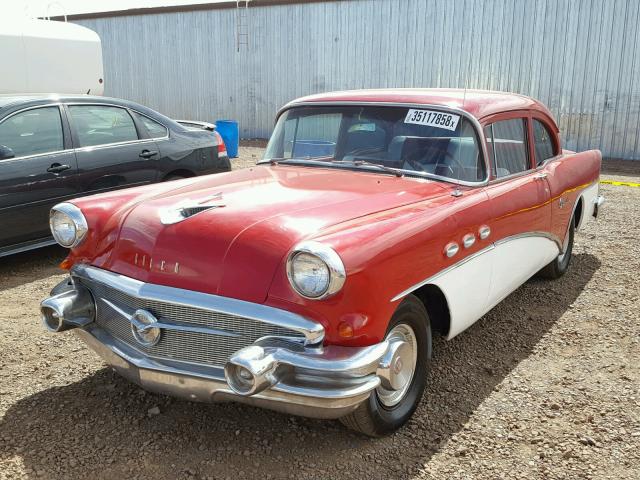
0,245 -> 67,292
0,253 -> 600,480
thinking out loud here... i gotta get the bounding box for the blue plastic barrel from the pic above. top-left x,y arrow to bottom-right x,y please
216,120 -> 239,158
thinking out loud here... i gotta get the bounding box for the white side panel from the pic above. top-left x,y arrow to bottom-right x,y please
432,249 -> 493,340
578,182 -> 600,228
0,19 -> 104,95
485,236 -> 559,314
443,236 -> 559,340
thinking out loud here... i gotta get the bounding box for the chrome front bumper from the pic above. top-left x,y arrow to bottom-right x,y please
40,266 -> 401,419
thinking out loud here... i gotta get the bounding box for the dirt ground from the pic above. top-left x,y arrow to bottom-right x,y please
0,148 -> 638,480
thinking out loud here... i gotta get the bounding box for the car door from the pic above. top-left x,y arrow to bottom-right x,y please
66,103 -> 161,194
482,114 -> 554,310
0,105 -> 79,251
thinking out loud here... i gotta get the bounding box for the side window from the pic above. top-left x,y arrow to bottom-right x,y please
132,111 -> 168,138
68,105 -> 138,147
284,112 -> 342,159
533,119 -> 556,165
488,118 -> 529,178
0,107 -> 63,158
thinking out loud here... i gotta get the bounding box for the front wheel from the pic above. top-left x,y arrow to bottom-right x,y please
339,295 -> 431,437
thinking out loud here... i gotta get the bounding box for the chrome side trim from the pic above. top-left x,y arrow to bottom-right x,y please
390,231 -> 562,302
0,238 -> 57,258
65,102 -> 170,142
71,265 -> 325,345
391,244 -> 495,302
494,231 -> 561,249
272,101 -> 490,187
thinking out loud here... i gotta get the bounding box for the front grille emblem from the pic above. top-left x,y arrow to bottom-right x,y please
130,309 -> 161,346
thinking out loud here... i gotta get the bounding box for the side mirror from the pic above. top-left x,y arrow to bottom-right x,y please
0,145 -> 15,160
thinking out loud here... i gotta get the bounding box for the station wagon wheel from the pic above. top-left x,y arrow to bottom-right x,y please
339,294 -> 431,437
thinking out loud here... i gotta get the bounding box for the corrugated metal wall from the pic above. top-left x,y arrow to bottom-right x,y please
78,0 -> 640,160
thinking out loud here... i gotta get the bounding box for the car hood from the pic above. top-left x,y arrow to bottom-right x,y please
97,165 -> 450,303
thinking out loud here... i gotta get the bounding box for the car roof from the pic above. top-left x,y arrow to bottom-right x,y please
0,94 -> 181,128
0,94 -> 138,110
284,88 -> 558,128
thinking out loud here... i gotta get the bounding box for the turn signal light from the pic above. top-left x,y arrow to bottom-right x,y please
338,321 -> 354,338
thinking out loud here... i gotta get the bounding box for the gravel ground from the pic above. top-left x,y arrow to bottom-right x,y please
0,148 -> 638,480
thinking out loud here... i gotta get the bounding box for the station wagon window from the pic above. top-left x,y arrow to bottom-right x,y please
68,105 -> 139,147
486,118 -> 529,178
265,106 -> 485,182
0,107 -> 63,158
533,119 -> 556,165
132,111 -> 168,138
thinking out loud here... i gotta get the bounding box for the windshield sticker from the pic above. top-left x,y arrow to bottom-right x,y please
404,109 -> 461,131
348,123 -> 377,132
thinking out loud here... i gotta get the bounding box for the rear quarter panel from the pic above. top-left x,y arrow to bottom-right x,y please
545,149 -> 602,243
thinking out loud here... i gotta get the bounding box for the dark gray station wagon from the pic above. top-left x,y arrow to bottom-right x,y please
0,95 -> 230,257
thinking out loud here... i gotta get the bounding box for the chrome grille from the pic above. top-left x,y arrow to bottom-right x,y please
79,278 -> 304,367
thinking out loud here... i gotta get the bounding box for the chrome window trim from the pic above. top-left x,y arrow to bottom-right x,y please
270,101 -> 491,187
71,264 -> 325,346
390,231 -> 562,302
129,108 -> 170,140
65,102 -> 170,146
73,137 -> 159,153
484,117 -> 533,183
0,103 -> 69,161
0,238 -> 57,258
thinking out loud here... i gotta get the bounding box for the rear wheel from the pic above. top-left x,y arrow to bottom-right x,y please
339,295 -> 431,437
538,216 -> 575,279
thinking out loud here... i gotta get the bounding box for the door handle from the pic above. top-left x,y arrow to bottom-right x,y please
47,163 -> 71,173
533,172 -> 548,180
139,150 -> 159,159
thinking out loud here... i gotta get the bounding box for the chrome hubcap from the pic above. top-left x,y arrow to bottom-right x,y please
376,323 -> 418,407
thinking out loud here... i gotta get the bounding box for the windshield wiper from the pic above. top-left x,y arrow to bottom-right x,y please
329,159 -> 403,177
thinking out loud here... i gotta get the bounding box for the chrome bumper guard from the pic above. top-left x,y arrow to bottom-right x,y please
593,194 -> 605,218
40,267 -> 400,419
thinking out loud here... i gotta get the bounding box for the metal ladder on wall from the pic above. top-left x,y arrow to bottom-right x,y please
236,0 -> 250,52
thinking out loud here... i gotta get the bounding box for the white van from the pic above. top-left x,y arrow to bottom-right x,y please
0,18 -> 104,95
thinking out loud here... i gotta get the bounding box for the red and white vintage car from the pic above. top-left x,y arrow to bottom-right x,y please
41,89 -> 604,436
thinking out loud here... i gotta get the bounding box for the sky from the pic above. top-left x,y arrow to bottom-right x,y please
5,0 -> 229,18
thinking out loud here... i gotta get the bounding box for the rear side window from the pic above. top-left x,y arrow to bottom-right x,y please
133,112 -> 168,138
487,119 -> 529,178
68,105 -> 138,147
0,106 -> 63,158
533,119 -> 556,165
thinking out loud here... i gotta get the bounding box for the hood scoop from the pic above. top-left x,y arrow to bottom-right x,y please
159,194 -> 225,225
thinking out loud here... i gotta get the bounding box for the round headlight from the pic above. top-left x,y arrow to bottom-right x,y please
287,241 -> 346,299
49,203 -> 88,248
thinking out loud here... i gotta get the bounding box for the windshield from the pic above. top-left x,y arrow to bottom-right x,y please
263,105 -> 486,182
